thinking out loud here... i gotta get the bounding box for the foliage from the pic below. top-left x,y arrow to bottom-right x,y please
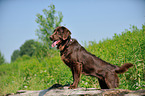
34,41 -> 59,62
19,39 -> 37,57
11,39 -> 39,62
35,4 -> 63,61
35,4 -> 63,48
0,25 -> 145,95
0,51 -> 5,65
11,49 -> 20,62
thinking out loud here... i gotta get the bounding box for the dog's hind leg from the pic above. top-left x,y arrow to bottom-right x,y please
105,72 -> 119,89
98,78 -> 109,89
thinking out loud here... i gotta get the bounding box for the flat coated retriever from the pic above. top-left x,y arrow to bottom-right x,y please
50,26 -> 133,89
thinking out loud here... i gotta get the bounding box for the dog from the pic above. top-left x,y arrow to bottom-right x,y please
49,26 -> 133,89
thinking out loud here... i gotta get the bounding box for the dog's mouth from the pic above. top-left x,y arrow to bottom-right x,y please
51,40 -> 61,47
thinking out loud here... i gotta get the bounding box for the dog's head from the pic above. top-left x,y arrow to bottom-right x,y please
50,26 -> 71,48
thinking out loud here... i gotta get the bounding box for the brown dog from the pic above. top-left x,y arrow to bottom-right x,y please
50,26 -> 133,89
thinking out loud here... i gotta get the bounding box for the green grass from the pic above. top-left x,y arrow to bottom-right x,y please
0,25 -> 145,95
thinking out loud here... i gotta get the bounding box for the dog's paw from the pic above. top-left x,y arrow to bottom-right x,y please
68,85 -> 77,89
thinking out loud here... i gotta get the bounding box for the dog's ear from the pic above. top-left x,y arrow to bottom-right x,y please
62,27 -> 71,40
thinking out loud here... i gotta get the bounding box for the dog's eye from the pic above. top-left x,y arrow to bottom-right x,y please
57,32 -> 61,35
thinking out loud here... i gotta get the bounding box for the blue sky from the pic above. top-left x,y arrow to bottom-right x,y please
0,0 -> 145,63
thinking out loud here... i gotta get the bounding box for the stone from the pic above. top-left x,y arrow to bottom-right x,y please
7,84 -> 145,96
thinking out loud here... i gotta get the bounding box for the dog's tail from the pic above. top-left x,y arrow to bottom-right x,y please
115,63 -> 133,74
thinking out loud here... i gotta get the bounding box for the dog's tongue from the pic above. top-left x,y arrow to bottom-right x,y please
52,41 -> 57,47
51,40 -> 60,47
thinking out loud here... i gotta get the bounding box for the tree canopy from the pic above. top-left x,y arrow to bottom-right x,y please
0,51 -> 5,65
35,4 -> 63,48
11,50 -> 20,62
11,39 -> 37,62
19,39 -> 36,57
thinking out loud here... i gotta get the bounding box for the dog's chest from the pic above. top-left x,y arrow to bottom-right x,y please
61,52 -> 74,67
61,54 -> 68,63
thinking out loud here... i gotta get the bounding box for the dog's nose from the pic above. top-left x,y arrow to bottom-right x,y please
49,36 -> 53,41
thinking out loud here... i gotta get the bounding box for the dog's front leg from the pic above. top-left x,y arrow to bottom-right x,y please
69,62 -> 82,89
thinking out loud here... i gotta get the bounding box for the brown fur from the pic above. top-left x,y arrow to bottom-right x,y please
50,26 -> 133,89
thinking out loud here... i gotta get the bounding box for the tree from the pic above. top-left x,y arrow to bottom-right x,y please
19,39 -> 36,57
11,49 -> 20,62
35,4 -> 63,49
0,51 -> 5,65
11,39 -> 40,62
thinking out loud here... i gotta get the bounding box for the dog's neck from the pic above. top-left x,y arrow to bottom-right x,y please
58,36 -> 72,52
